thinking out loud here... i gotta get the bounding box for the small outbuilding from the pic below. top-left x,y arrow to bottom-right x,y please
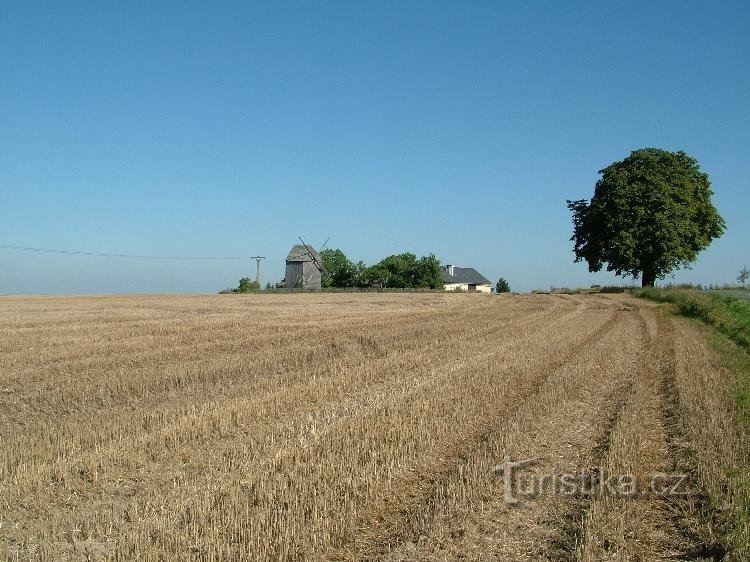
285,244 -> 322,290
442,264 -> 492,293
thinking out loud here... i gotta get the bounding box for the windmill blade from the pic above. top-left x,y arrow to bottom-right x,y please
319,237 -> 330,252
298,236 -> 327,275
310,252 -> 326,275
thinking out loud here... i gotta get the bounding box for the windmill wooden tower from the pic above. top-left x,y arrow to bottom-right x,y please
285,238 -> 325,290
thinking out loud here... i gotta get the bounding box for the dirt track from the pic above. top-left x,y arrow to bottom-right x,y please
0,293 -> 726,560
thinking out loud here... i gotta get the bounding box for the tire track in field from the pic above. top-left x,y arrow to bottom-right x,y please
654,313 -> 725,560
373,302 -> 643,561
536,307 -> 649,560
541,381 -> 636,560
330,302 -> 624,560
573,305 -> 718,561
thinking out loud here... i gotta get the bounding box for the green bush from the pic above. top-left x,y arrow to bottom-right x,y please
678,296 -> 711,317
237,277 -> 261,293
633,288 -> 750,351
599,286 -> 628,293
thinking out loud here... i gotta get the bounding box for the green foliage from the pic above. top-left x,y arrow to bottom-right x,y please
633,288 -> 750,351
367,253 -> 443,289
496,278 -> 511,293
416,254 -> 444,289
319,249 -> 442,289
351,261 -> 368,288
599,285 -> 628,293
237,277 -> 260,293
568,148 -> 725,287
220,277 -> 262,293
739,266 -> 750,286
321,249 -> 357,288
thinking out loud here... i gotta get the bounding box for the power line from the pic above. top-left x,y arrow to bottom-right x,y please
0,244 -> 254,261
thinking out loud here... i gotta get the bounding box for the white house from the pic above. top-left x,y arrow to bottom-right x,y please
442,264 -> 493,293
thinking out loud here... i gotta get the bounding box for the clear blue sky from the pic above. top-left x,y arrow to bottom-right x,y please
1,1 -> 748,293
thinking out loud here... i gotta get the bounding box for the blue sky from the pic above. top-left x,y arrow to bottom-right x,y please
1,1 -> 748,293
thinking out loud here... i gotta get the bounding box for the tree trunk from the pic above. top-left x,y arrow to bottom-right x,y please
641,264 -> 656,287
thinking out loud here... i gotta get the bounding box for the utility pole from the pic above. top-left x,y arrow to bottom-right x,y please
250,256 -> 266,286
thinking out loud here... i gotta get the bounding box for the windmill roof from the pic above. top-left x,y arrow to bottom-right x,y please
441,266 -> 491,285
286,244 -> 320,262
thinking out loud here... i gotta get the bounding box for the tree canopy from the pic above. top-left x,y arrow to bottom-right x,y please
367,253 -> 443,289
567,148 -> 725,287
496,278 -> 511,293
320,248 -> 443,289
320,249 -> 356,288
237,277 -> 260,292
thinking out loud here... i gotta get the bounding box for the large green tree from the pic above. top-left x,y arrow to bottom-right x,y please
567,148 -> 725,287
320,248 -> 356,288
320,249 -> 442,289
367,253 -> 443,289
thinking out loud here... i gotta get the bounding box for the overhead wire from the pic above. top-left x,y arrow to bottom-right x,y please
0,244 -> 252,261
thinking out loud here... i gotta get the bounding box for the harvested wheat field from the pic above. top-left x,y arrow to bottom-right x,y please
0,292 -> 744,560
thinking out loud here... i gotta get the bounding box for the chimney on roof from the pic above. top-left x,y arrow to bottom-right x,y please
447,264 -> 454,276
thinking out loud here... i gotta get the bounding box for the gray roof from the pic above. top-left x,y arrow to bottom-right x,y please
441,266 -> 491,285
286,244 -> 320,263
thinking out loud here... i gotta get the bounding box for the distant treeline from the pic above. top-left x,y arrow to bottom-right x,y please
220,249 -> 445,293
319,249 -> 443,290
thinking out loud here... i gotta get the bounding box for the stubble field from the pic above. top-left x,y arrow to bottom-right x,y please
0,293 -> 743,560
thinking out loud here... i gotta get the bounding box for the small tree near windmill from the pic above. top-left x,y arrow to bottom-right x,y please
238,277 -> 260,292
739,266 -> 750,287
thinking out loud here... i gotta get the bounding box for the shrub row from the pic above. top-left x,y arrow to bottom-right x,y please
633,288 -> 750,351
